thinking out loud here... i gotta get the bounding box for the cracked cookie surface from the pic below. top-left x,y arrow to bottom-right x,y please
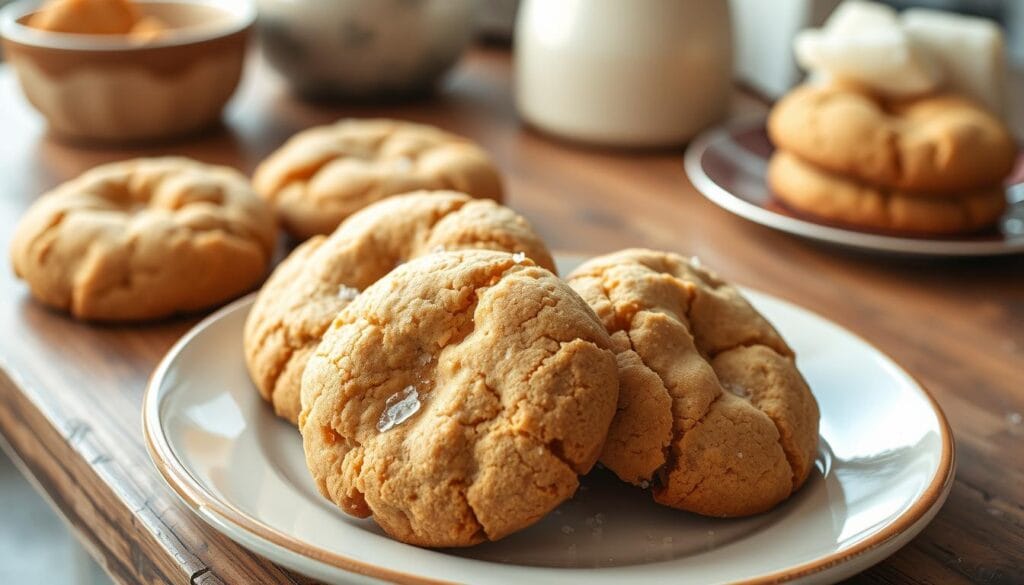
243,191 -> 556,425
300,250 -> 619,547
567,249 -> 819,517
11,157 -> 277,321
768,83 -> 1017,194
253,118 -> 503,239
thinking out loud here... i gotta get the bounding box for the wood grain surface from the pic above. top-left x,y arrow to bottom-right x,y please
0,47 -> 1021,585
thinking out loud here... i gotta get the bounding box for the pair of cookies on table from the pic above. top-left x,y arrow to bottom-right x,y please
11,119 -> 501,321
244,189 -> 819,547
767,82 -> 1016,235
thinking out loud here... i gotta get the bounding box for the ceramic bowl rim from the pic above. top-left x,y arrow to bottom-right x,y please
0,0 -> 255,51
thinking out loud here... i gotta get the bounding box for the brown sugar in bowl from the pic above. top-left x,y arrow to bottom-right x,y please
0,0 -> 254,143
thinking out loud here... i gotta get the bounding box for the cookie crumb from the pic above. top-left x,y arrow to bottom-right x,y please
1003,217 -> 1023,235
723,382 -> 752,400
561,525 -> 575,535
377,385 -> 421,432
1008,412 -> 1023,436
689,256 -> 702,268
512,251 -> 526,263
394,157 -> 414,172
639,480 -> 650,489
337,284 -> 360,301
737,452 -> 744,459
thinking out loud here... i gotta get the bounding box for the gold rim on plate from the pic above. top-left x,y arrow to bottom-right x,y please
142,294 -> 956,585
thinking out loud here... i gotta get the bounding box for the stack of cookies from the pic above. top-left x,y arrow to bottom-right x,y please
767,82 -> 1016,235
767,1 -> 1018,236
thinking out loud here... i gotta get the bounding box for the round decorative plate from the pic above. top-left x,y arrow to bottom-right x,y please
144,258 -> 955,585
684,119 -> 1024,257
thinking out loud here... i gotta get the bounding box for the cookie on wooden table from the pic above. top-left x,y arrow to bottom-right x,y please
768,83 -> 1017,194
768,151 -> 1007,234
252,119 -> 504,239
243,191 -> 555,425
11,157 -> 277,321
300,250 -> 619,547
567,249 -> 820,518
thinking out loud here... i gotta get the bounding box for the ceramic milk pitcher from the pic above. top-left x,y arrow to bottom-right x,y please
515,0 -> 733,147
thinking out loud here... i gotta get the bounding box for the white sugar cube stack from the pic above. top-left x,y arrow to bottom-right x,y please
902,9 -> 1006,114
793,0 -> 1006,115
794,1 -> 943,97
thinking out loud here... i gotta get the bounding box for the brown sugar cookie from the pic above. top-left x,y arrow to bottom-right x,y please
768,83 -> 1017,194
243,191 -> 555,425
252,119 -> 504,239
768,151 -> 1007,235
566,249 -> 819,517
300,250 -> 619,547
11,157 -> 277,321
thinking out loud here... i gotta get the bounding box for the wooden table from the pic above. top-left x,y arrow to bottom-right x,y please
0,46 -> 1021,585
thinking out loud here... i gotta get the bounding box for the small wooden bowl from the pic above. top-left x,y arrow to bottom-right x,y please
0,0 -> 254,143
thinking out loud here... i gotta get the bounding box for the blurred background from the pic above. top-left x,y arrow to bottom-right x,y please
2,0 -> 1023,63
0,0 -> 1019,582
730,0 -> 1022,98
886,0 -> 1021,59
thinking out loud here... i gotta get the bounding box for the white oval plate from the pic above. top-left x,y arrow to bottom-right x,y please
144,265 -> 955,585
684,119 -> 1024,257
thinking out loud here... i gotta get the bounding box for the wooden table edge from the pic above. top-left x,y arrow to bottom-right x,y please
0,364 -> 226,584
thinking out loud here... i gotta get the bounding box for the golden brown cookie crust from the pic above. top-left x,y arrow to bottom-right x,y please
11,157 -> 277,321
768,83 -> 1017,194
252,119 -> 504,239
300,250 -> 619,547
567,249 -> 820,517
768,151 -> 1007,235
243,191 -> 556,425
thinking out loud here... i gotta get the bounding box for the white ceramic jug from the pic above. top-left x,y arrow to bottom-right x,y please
515,0 -> 733,147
